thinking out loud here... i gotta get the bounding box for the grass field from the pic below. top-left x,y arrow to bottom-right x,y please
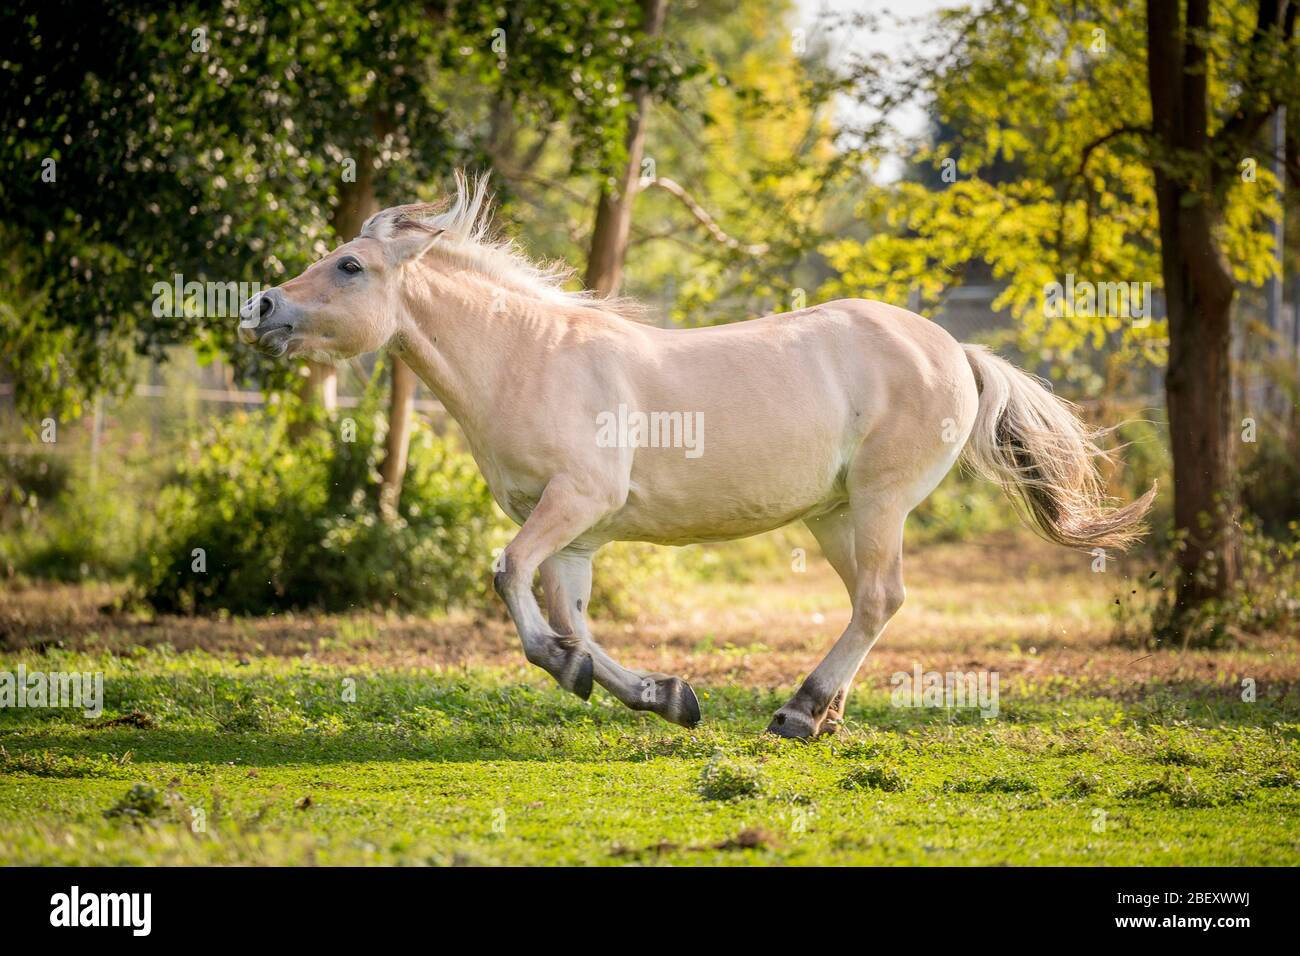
2,532 -> 1298,866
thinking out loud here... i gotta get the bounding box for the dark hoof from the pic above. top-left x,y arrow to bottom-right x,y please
633,675 -> 702,728
765,708 -> 820,739
526,640 -> 593,700
659,677 -> 702,729
560,648 -> 594,700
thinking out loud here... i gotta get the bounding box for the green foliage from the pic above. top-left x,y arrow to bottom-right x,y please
589,541 -> 698,619
0,0 -> 700,419
944,773 -> 1037,794
819,0 -> 1289,382
1115,516 -> 1300,648
839,763 -> 908,792
0,451 -> 145,582
589,530 -> 800,618
135,386 -> 510,615
1107,411 -> 1172,528
1061,770 -> 1104,797
0,450 -> 71,518
0,748 -> 136,780
907,467 -> 1016,543
103,784 -> 164,822
1240,373 -> 1300,535
1242,438 -> 1300,536
696,750 -> 765,800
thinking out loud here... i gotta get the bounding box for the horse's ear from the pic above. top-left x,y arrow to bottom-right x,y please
386,226 -> 445,265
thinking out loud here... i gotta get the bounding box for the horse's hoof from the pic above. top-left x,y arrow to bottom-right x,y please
765,707 -> 820,739
561,649 -> 594,700
635,674 -> 701,728
659,677 -> 701,729
526,640 -> 593,700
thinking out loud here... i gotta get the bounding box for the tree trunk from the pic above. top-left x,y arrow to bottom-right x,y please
304,361 -> 338,412
1147,0 -> 1241,608
1160,236 -> 1239,602
377,360 -> 418,517
583,0 -> 667,296
379,356 -> 417,520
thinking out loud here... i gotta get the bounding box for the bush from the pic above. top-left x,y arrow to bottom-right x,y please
1241,429 -> 1300,538
0,450 -> 142,581
1107,411 -> 1172,534
103,783 -> 164,822
134,385 -> 510,615
696,751 -> 765,801
1114,515 -> 1300,648
944,773 -> 1036,794
839,763 -> 908,792
0,449 -> 71,515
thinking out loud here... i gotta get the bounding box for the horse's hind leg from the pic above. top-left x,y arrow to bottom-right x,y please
767,496 -> 908,739
541,550 -> 701,728
797,508 -> 859,730
493,477 -> 611,699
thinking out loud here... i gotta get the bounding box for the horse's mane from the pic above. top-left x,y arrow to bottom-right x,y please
360,170 -> 643,319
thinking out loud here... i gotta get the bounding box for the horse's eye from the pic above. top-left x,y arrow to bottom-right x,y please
338,257 -> 363,275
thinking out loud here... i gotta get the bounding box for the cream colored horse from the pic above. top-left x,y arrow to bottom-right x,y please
239,174 -> 1153,738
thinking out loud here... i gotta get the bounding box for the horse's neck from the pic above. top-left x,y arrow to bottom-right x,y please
392,272 -> 559,437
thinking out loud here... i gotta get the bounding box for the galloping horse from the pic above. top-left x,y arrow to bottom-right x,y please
239,173 -> 1153,738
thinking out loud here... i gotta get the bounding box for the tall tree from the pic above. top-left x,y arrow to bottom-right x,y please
1146,0 -> 1296,602
585,0 -> 669,296
821,0 -> 1297,620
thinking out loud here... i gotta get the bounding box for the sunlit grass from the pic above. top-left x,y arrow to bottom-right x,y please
0,647 -> 1296,866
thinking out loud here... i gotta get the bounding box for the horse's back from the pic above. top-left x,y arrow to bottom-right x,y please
633,297 -> 972,423
578,298 -> 976,545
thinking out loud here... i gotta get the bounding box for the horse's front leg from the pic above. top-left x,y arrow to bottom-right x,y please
541,550 -> 701,728
493,476 -> 619,699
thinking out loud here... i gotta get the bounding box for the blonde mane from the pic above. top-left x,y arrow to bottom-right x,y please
360,171 -> 641,318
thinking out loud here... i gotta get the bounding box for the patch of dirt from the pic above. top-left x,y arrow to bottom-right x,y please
610,827 -> 777,859
2,533 -> 1296,702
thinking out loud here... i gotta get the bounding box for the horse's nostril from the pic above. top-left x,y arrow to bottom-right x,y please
259,295 -> 276,319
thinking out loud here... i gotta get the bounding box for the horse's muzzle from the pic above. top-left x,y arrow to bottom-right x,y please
238,289 -> 293,351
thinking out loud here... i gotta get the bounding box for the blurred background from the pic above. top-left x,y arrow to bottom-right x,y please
0,0 -> 1296,647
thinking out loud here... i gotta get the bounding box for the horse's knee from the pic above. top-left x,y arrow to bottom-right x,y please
854,577 -> 905,630
882,580 -> 905,619
493,551 -> 523,601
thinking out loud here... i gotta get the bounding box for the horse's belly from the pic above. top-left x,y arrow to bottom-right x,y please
597,445 -> 847,545
605,504 -> 830,545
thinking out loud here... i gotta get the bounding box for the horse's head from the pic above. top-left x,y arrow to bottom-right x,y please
238,208 -> 445,361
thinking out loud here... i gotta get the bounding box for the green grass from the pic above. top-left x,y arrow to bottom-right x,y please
2,648 -> 1298,865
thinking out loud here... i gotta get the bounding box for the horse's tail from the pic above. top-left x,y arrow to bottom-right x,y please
960,344 -> 1155,551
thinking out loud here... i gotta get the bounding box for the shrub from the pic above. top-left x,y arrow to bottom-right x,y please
944,773 -> 1036,794
1241,428 -> 1300,537
696,751 -> 765,800
1114,515 -> 1299,648
839,763 -> 908,792
0,449 -> 71,515
1061,771 -> 1105,797
0,450 -> 142,581
134,384 -> 511,615
103,783 -> 164,822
